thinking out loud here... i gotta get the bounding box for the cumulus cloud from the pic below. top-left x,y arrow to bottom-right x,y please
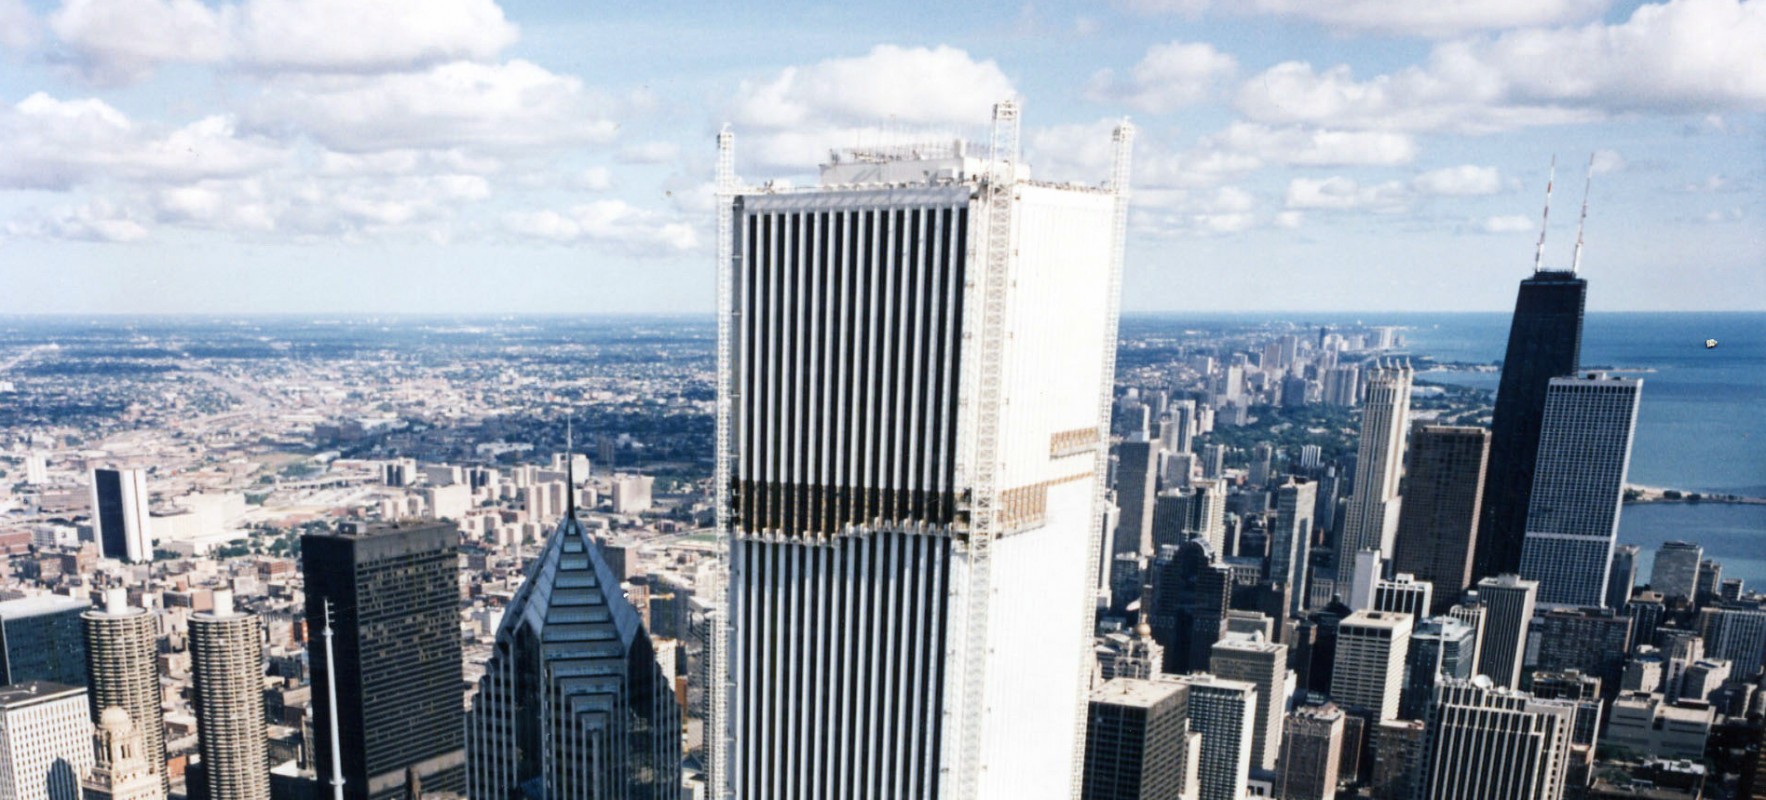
0,93 -> 289,190
504,200 -> 698,256
1201,122 -> 1417,167
1087,41 -> 1238,113
0,0 -> 41,50
1590,149 -> 1626,174
619,142 -> 680,164
5,199 -> 148,242
1480,214 -> 1535,233
1121,0 -> 1610,37
47,0 -> 516,82
1413,164 -> 1502,195
1285,176 -> 1408,211
246,60 -> 618,154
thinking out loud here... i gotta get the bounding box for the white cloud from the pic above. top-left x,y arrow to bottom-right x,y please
46,0 -> 515,82
1481,214 -> 1535,233
5,199 -> 148,242
1202,122 -> 1417,167
1413,164 -> 1502,195
575,167 -> 612,191
0,0 -> 41,50
0,93 -> 289,190
504,200 -> 698,256
1285,176 -> 1408,211
1590,149 -> 1626,175
247,60 -> 617,153
1087,41 -> 1237,113
1121,0 -> 1610,37
619,142 -> 680,164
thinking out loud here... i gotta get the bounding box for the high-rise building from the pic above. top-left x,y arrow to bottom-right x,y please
1368,719 -> 1427,800
189,590 -> 268,800
1391,426 -> 1488,613
1531,607 -> 1633,695
1473,575 -> 1538,689
1166,400 -> 1196,455
1529,670 -> 1603,748
303,520 -> 465,799
1179,674 -> 1258,800
1150,539 -> 1232,674
1698,606 -> 1766,674
715,109 -> 1135,799
1336,363 -> 1413,576
81,707 -> 162,800
1697,559 -> 1724,605
82,589 -> 165,795
468,470 -> 680,800
1278,703 -> 1344,800
1607,544 -> 1639,609
1270,478 -> 1317,616
1114,438 -> 1159,559
1330,610 -> 1411,722
1248,442 -> 1274,488
1400,616 -> 1475,721
1210,632 -> 1288,774
0,595 -> 89,687
1518,374 -> 1642,607
1420,677 -> 1577,800
1651,542 -> 1703,602
1474,268 -> 1586,582
0,682 -> 92,800
1372,573 -> 1433,623
89,468 -> 151,563
1081,678 -> 1197,800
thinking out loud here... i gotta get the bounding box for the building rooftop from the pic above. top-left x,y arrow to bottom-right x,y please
0,593 -> 89,620
1090,677 -> 1186,709
0,680 -> 85,709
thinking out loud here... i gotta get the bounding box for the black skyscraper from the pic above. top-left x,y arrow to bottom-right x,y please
1149,539 -> 1231,674
1472,269 -> 1585,580
303,520 -> 465,800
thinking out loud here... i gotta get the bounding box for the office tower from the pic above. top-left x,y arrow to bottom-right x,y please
1346,549 -> 1382,611
1299,443 -> 1322,471
1372,573 -> 1433,622
1720,578 -> 1745,603
1421,677 -> 1576,800
716,109 -> 1135,799
82,589 -> 165,795
467,467 -> 680,800
90,468 -> 151,563
1531,607 -> 1633,695
81,707 -> 162,800
1149,491 -> 1188,552
1368,719 -> 1427,800
1529,670 -> 1603,748
1149,539 -> 1231,674
1331,610 -> 1412,721
1651,542 -> 1704,601
189,590 -> 267,800
1115,438 -> 1158,558
1107,554 -> 1145,618
1401,616 -> 1475,720
1474,267 -> 1587,582
1323,365 -> 1360,408
1081,678 -> 1196,800
1179,674 -> 1257,800
1391,426 -> 1488,613
1270,478 -> 1317,615
303,520 -> 465,799
1624,590 -> 1666,650
24,452 -> 47,485
1697,559 -> 1724,605
1679,658 -> 1731,703
1248,443 -> 1273,488
1518,375 -> 1642,607
1336,363 -> 1413,576
1607,544 -> 1639,609
1210,632 -> 1288,773
0,596 -> 89,686
1161,451 -> 1196,492
1202,443 -> 1226,479
1166,400 -> 1196,455
0,682 -> 92,800
1278,703 -> 1344,800
1698,606 -> 1766,673
1474,575 -> 1538,688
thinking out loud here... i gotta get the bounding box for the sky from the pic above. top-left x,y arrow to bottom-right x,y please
0,0 -> 1762,315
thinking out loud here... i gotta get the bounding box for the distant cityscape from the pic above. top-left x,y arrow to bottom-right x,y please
0,115 -> 1762,800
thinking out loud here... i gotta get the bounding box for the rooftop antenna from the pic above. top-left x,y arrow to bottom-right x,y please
564,417 -> 576,519
1571,153 -> 1593,274
322,598 -> 345,800
1532,155 -> 1556,272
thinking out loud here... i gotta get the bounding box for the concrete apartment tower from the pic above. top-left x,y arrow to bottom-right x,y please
82,589 -> 165,796
190,590 -> 268,800
1335,363 -> 1413,580
713,106 -> 1136,799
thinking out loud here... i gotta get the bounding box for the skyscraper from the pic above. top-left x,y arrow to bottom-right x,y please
189,590 -> 268,800
1400,616 -> 1475,721
1336,363 -> 1413,577
1270,478 -> 1317,615
468,461 -> 680,800
1150,539 -> 1232,674
1518,374 -> 1642,607
1531,607 -> 1632,695
1473,575 -> 1538,689
1474,267 -> 1586,583
1371,573 -> 1433,622
1607,544 -> 1640,609
82,589 -> 165,795
1278,703 -> 1344,800
715,107 -> 1136,798
303,520 -> 465,800
1178,674 -> 1258,800
1330,610 -> 1412,722
0,682 -> 92,800
1420,677 -> 1577,800
0,595 -> 89,687
1651,541 -> 1704,602
1210,632 -> 1288,774
1081,678 -> 1196,800
89,468 -> 151,563
1391,425 -> 1488,613
1114,438 -> 1159,559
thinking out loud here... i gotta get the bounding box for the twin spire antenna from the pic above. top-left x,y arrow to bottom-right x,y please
1533,154 -> 1596,273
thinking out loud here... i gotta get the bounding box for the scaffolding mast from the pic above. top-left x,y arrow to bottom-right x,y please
1571,153 -> 1593,274
1533,155 -> 1556,272
710,124 -> 737,800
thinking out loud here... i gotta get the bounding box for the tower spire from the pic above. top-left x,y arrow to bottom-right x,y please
564,417 -> 577,519
1533,156 -> 1556,272
1571,153 -> 1593,274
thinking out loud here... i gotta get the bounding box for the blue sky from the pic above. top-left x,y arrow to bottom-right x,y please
0,0 -> 1761,314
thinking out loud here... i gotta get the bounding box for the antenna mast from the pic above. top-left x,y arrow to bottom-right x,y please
1532,155 -> 1555,272
1571,153 -> 1593,274
564,417 -> 576,518
322,598 -> 345,800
